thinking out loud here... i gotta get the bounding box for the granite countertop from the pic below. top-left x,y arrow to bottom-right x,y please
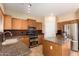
0,40 -> 30,56
45,37 -> 69,45
0,36 -> 30,56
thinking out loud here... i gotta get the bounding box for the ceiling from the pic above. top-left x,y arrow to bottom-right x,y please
3,3 -> 79,18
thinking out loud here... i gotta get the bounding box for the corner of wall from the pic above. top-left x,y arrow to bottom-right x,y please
0,3 -> 5,14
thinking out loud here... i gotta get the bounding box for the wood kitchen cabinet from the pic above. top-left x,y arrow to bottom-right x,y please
36,22 -> 42,30
43,40 -> 54,56
4,16 -> 42,30
12,18 -> 22,30
12,18 -> 28,30
21,36 -> 29,47
43,40 -> 70,56
57,23 -> 64,31
26,19 -> 42,30
57,20 -> 78,31
4,15 -> 12,29
38,34 -> 44,44
27,19 -> 36,27
21,20 -> 28,30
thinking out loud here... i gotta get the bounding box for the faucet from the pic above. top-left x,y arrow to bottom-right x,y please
4,31 -> 12,36
3,31 -> 13,41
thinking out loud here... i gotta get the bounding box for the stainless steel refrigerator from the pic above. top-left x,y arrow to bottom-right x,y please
64,23 -> 78,51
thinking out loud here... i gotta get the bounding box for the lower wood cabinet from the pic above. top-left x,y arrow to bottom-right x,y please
20,35 -> 44,48
38,35 -> 44,44
43,40 -> 70,56
21,36 -> 29,47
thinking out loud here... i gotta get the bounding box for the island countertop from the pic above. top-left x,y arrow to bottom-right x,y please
45,37 -> 69,45
43,37 -> 70,56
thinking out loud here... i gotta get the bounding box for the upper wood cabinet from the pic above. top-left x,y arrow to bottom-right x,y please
57,20 -> 78,31
36,22 -> 42,30
12,18 -> 22,30
57,23 -> 64,31
27,19 -> 36,27
4,16 -> 42,30
4,15 -> 12,30
21,20 -> 28,30
12,18 -> 28,30
27,19 -> 42,30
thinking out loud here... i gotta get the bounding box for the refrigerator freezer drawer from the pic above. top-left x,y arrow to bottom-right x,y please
71,41 -> 78,51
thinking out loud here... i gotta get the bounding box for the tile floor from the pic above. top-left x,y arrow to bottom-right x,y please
70,51 -> 79,56
28,45 -> 43,56
28,45 -> 79,56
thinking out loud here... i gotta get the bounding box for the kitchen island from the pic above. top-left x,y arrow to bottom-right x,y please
43,37 -> 70,56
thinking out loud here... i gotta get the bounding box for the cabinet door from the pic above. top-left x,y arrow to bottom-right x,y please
12,19 -> 22,30
21,20 -> 28,30
21,36 -> 29,47
4,15 -> 12,29
27,19 -> 36,27
43,40 -> 55,56
38,35 -> 44,44
57,23 -> 64,31
53,44 -> 62,56
36,22 -> 42,30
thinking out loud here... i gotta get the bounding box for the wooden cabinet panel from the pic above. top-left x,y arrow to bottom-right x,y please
4,15 -> 12,29
27,19 -> 36,27
12,18 -> 22,30
43,40 -> 54,56
62,42 -> 70,56
21,20 -> 28,30
21,36 -> 29,47
38,35 -> 44,44
43,40 -> 70,56
53,44 -> 62,56
57,23 -> 64,31
36,22 -> 42,30
11,18 -> 42,30
57,20 -> 78,31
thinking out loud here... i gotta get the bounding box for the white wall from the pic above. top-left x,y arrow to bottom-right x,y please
57,9 -> 79,22
44,15 -> 56,39
0,4 -> 5,32
57,12 -> 76,22
6,10 -> 44,22
0,17 -> 3,32
0,3 -> 5,14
